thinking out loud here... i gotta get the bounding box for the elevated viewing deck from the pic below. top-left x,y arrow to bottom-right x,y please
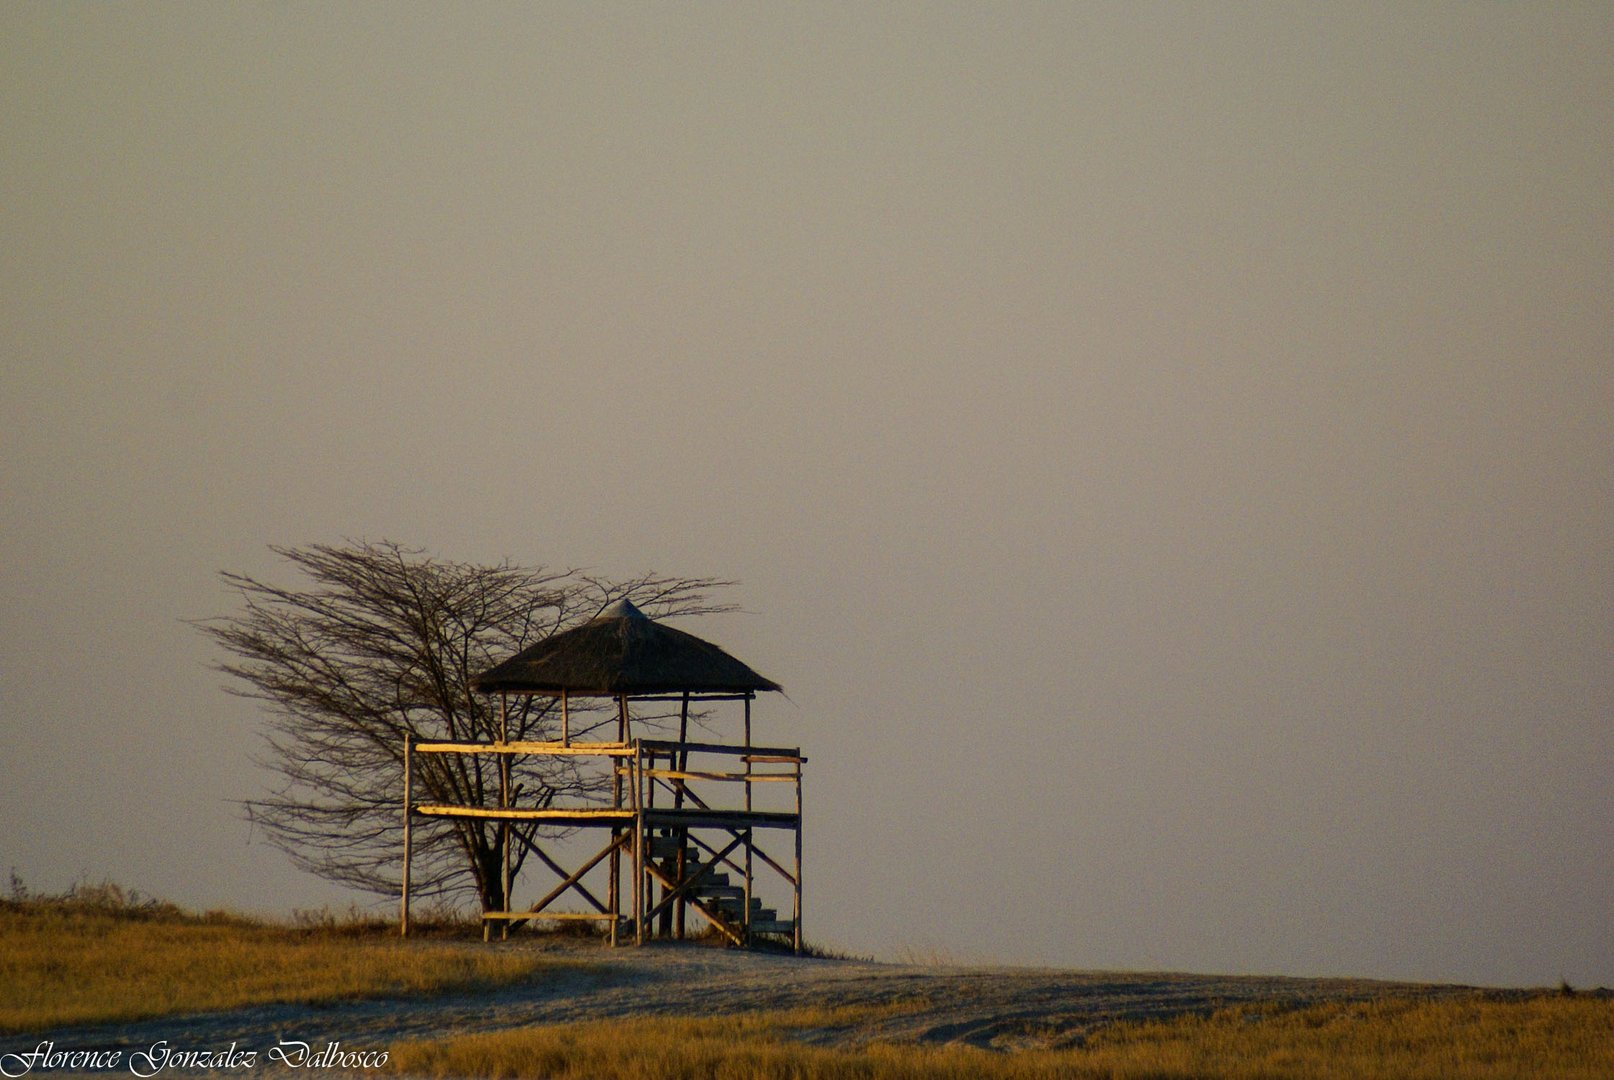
404,733 -> 805,949
400,598 -> 805,950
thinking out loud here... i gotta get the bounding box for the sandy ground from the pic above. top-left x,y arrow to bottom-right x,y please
1,939 -> 1486,1075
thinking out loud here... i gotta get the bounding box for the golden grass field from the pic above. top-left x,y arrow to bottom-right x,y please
388,994 -> 1614,1080
3,885 -> 1609,1079
0,884 -> 540,1033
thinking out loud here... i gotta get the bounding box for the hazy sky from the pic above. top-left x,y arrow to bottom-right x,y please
3,4 -> 1610,988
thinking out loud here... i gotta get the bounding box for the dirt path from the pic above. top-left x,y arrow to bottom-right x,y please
1,940 -> 1484,1074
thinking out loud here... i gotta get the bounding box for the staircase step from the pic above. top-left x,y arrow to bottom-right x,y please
652,851 -> 714,874
663,868 -> 729,889
713,901 -> 777,923
694,885 -> 744,899
750,919 -> 794,935
647,837 -> 683,859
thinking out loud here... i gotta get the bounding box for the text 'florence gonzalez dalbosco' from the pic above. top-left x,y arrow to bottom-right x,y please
0,1039 -> 389,1076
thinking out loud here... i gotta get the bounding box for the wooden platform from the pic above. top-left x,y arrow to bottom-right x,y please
401,727 -> 803,952
412,805 -> 800,830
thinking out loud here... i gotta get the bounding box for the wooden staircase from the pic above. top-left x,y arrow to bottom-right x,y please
645,834 -> 795,940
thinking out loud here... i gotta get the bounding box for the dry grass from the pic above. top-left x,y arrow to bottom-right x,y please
0,883 -> 543,1034
390,1006 -> 911,1080
389,992 -> 1614,1080
1072,992 -> 1614,1080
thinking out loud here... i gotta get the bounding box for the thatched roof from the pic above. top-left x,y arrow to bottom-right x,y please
473,598 -> 782,696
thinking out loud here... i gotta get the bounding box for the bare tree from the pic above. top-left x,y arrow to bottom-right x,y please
196,541 -> 732,913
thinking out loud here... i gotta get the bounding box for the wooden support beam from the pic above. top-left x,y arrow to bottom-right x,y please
400,735 -> 412,937
636,738 -> 802,759
794,773 -> 803,955
414,806 -> 635,822
413,740 -> 635,756
633,743 -> 645,945
745,695 -> 753,946
675,692 -> 689,940
685,831 -> 747,882
614,693 -> 756,703
632,768 -> 799,783
672,781 -> 711,811
639,834 -> 747,947
642,809 -> 800,830
640,861 -> 744,948
505,829 -> 622,926
610,697 -> 625,948
640,834 -> 744,922
499,693 -> 510,941
414,805 -> 797,828
689,828 -> 798,889
483,911 -> 617,922
491,691 -> 754,703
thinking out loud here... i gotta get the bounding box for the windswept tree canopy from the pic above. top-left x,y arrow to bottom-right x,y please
196,540 -> 733,910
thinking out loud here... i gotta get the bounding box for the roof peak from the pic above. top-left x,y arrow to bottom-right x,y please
475,595 -> 780,695
595,597 -> 650,622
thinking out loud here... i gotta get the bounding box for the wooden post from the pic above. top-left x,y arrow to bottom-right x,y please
400,734 -> 412,937
608,827 -> 619,948
609,694 -> 625,947
633,740 -> 644,946
646,744 -> 664,940
500,693 -> 510,940
744,695 -> 754,944
677,692 -> 690,774
793,770 -> 803,955
561,689 -> 570,746
673,691 -> 689,940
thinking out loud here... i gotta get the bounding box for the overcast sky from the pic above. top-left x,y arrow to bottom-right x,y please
3,4 -> 1610,988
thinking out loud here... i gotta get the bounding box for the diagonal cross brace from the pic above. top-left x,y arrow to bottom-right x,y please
641,853 -> 745,948
504,828 -> 629,931
640,834 -> 745,929
687,828 -> 797,889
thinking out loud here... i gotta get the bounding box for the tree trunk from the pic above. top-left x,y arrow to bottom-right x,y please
475,843 -> 505,912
